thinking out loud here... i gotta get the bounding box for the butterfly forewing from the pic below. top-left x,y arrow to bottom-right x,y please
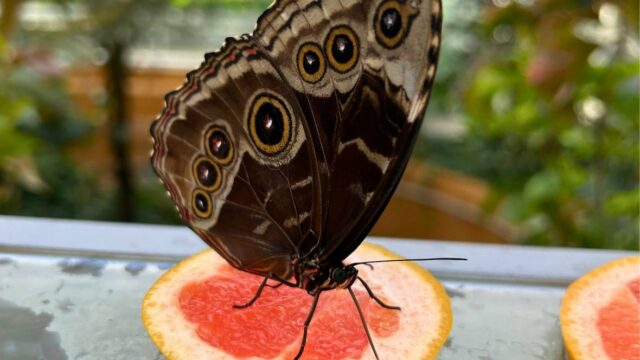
328,0 -> 443,261
253,0 -> 443,262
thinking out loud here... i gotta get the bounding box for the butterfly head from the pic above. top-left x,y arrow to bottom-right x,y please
329,265 -> 358,288
296,259 -> 358,295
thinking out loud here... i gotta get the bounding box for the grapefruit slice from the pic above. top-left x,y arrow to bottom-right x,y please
142,243 -> 453,359
561,256 -> 640,360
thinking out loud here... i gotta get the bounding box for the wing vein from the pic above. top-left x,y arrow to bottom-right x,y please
240,162 -> 300,255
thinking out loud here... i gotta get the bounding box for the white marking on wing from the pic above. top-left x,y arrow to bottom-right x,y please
337,138 -> 390,172
284,212 -> 310,228
291,176 -> 312,190
253,220 -> 271,235
365,191 -> 375,204
264,190 -> 273,205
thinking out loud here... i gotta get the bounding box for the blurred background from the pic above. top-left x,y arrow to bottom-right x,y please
0,0 -> 637,250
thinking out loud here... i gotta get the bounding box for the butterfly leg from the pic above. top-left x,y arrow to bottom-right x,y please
348,286 -> 380,360
358,276 -> 401,310
233,275 -> 271,309
293,292 -> 320,360
265,281 -> 284,289
234,274 -> 297,309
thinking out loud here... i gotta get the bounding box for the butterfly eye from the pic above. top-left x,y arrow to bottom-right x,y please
205,126 -> 233,165
248,93 -> 292,155
193,157 -> 222,191
297,42 -> 326,83
192,189 -> 212,219
324,26 -> 359,74
374,0 -> 416,49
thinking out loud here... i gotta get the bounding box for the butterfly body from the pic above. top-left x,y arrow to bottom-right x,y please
151,0 -> 442,357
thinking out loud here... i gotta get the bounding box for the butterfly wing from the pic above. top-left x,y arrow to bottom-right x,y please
254,0 -> 443,262
151,37 -> 323,279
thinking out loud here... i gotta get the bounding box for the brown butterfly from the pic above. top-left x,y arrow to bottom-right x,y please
150,0 -> 455,358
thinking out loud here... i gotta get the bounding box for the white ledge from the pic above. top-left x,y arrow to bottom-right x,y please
0,215 -> 633,286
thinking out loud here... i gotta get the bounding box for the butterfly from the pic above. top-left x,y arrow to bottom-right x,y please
150,0 -> 449,358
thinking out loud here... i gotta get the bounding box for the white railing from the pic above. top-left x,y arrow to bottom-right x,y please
0,215 -> 634,360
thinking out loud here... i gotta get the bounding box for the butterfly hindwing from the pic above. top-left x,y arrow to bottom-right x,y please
151,38 -> 322,278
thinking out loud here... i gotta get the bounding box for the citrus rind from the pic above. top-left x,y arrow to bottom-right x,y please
142,243 -> 453,360
560,256 -> 640,360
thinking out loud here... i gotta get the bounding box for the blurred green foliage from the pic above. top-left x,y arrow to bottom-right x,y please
169,0 -> 269,8
425,0 -> 639,249
0,36 -> 116,219
0,0 -> 637,249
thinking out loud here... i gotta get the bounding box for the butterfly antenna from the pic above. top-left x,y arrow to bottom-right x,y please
350,257 -> 467,267
348,286 -> 380,360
